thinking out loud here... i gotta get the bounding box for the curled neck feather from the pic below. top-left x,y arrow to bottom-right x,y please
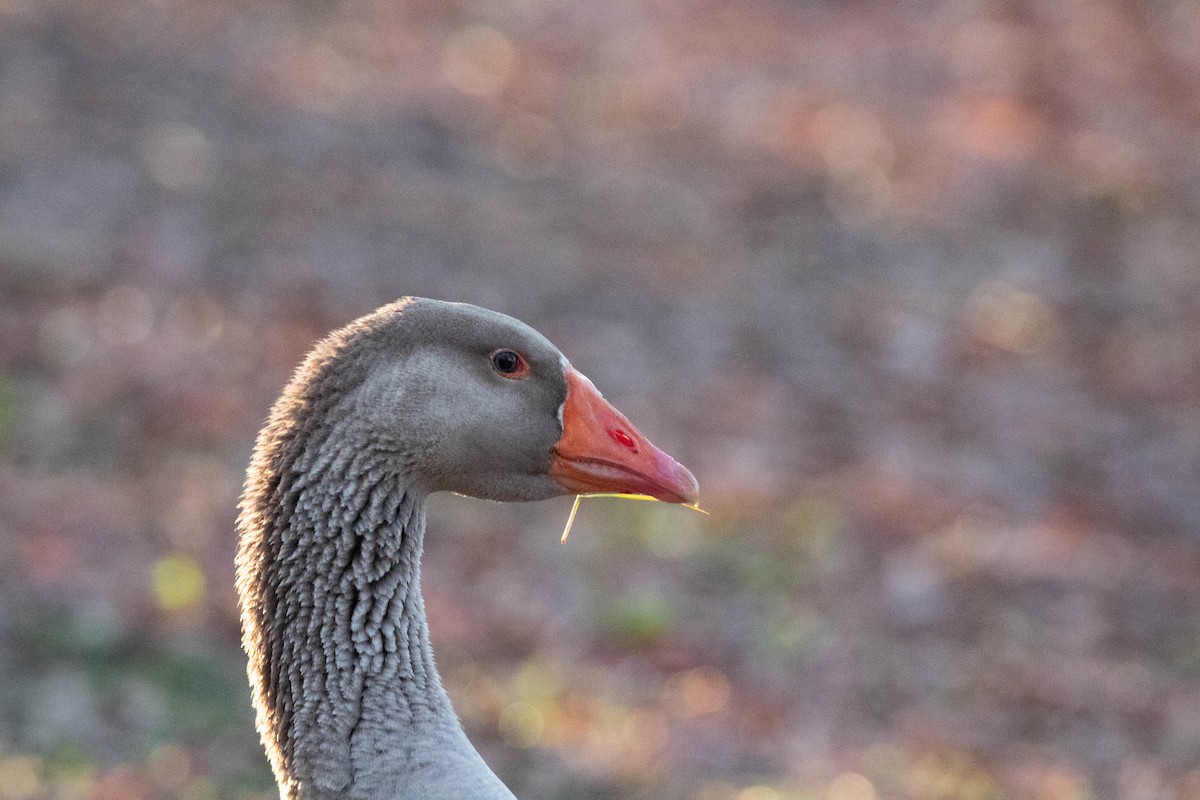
235,305 -> 516,800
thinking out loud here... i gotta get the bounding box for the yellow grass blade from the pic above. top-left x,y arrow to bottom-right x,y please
559,493 -> 708,544
560,494 -> 583,543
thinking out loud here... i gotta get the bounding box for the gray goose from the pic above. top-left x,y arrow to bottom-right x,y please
236,298 -> 698,800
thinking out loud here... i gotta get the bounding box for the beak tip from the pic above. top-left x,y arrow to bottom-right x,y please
661,458 -> 700,506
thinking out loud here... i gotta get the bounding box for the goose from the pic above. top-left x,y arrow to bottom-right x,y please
235,297 -> 699,800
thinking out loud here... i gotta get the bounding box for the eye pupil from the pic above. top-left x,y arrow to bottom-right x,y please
492,349 -> 521,374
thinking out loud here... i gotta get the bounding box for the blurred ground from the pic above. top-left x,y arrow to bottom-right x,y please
2,1 -> 1200,798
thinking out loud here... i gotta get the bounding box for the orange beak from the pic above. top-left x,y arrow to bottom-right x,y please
548,369 -> 699,505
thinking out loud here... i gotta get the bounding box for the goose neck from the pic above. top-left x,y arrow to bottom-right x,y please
251,458 -> 467,795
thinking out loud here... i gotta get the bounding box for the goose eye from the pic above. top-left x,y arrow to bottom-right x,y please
490,348 -> 529,378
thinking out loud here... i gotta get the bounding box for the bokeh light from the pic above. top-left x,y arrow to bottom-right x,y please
152,555 -> 206,613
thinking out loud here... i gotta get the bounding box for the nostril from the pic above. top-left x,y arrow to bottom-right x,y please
610,428 -> 637,451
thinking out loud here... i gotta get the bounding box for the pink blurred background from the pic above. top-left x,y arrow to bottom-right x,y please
2,2 -> 1200,798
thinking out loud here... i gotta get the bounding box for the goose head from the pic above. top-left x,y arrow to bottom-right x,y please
296,297 -> 698,506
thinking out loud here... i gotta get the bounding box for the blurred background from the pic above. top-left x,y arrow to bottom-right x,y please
2,1 -> 1200,798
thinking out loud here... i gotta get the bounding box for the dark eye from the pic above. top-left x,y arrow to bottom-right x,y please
490,348 -> 529,378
